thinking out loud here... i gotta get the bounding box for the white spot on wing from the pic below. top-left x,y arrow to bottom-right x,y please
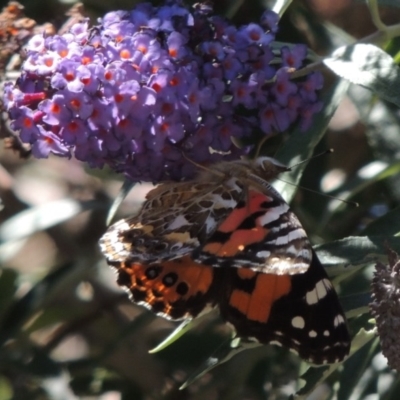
334,314 -> 345,327
291,316 -> 305,329
205,216 -> 217,233
258,204 -> 289,226
267,258 -> 309,274
256,250 -> 271,258
274,228 -> 307,246
309,330 -> 317,338
299,248 -> 312,260
167,214 -> 189,230
306,278 -> 332,305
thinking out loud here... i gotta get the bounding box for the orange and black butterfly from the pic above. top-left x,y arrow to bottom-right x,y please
99,157 -> 350,364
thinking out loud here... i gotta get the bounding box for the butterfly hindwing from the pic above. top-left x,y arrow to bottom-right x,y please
219,250 -> 350,364
111,256 -> 218,321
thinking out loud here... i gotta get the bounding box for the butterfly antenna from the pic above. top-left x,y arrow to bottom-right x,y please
289,148 -> 334,169
254,135 -> 269,158
277,177 -> 359,207
181,151 -> 225,177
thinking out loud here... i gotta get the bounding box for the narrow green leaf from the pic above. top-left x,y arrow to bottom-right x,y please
106,180 -> 135,225
180,338 -> 259,390
341,292 -> 371,316
149,310 -> 219,353
149,319 -> 198,354
337,329 -> 379,400
0,376 -> 12,400
0,199 -> 101,243
272,0 -> 293,17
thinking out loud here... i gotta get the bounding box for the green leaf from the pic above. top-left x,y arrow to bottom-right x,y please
315,235 -> 400,268
296,328 -> 377,399
341,292 -> 371,317
149,319 -> 201,354
362,206 -> 400,236
0,262 -> 74,345
323,44 -> 400,107
337,329 -> 379,400
350,327 -> 377,354
180,338 -> 259,390
106,180 -> 136,225
295,364 -> 339,399
0,376 -> 12,400
272,0 -> 293,17
0,199 -> 101,244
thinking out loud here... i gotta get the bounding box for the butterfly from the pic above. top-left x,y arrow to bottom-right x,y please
99,157 -> 350,364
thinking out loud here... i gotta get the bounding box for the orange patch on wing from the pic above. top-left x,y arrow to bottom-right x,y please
126,256 -> 213,304
230,273 -> 292,323
230,290 -> 251,316
176,257 -> 214,295
217,191 -> 271,233
237,269 -> 257,279
202,190 -> 271,257
203,226 -> 268,257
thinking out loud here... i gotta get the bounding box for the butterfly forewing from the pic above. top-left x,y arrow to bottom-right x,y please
193,189 -> 313,274
100,177 -> 245,264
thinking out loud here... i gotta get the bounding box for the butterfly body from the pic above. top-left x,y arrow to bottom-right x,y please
100,157 -> 350,364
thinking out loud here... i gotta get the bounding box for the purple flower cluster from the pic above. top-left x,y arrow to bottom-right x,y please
4,0 -> 323,182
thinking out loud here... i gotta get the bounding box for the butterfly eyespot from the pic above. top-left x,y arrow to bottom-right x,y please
176,281 -> 189,295
145,265 -> 163,279
162,272 -> 178,287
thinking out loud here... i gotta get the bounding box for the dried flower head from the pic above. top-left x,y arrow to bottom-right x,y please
0,2 -> 33,70
370,245 -> 400,371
